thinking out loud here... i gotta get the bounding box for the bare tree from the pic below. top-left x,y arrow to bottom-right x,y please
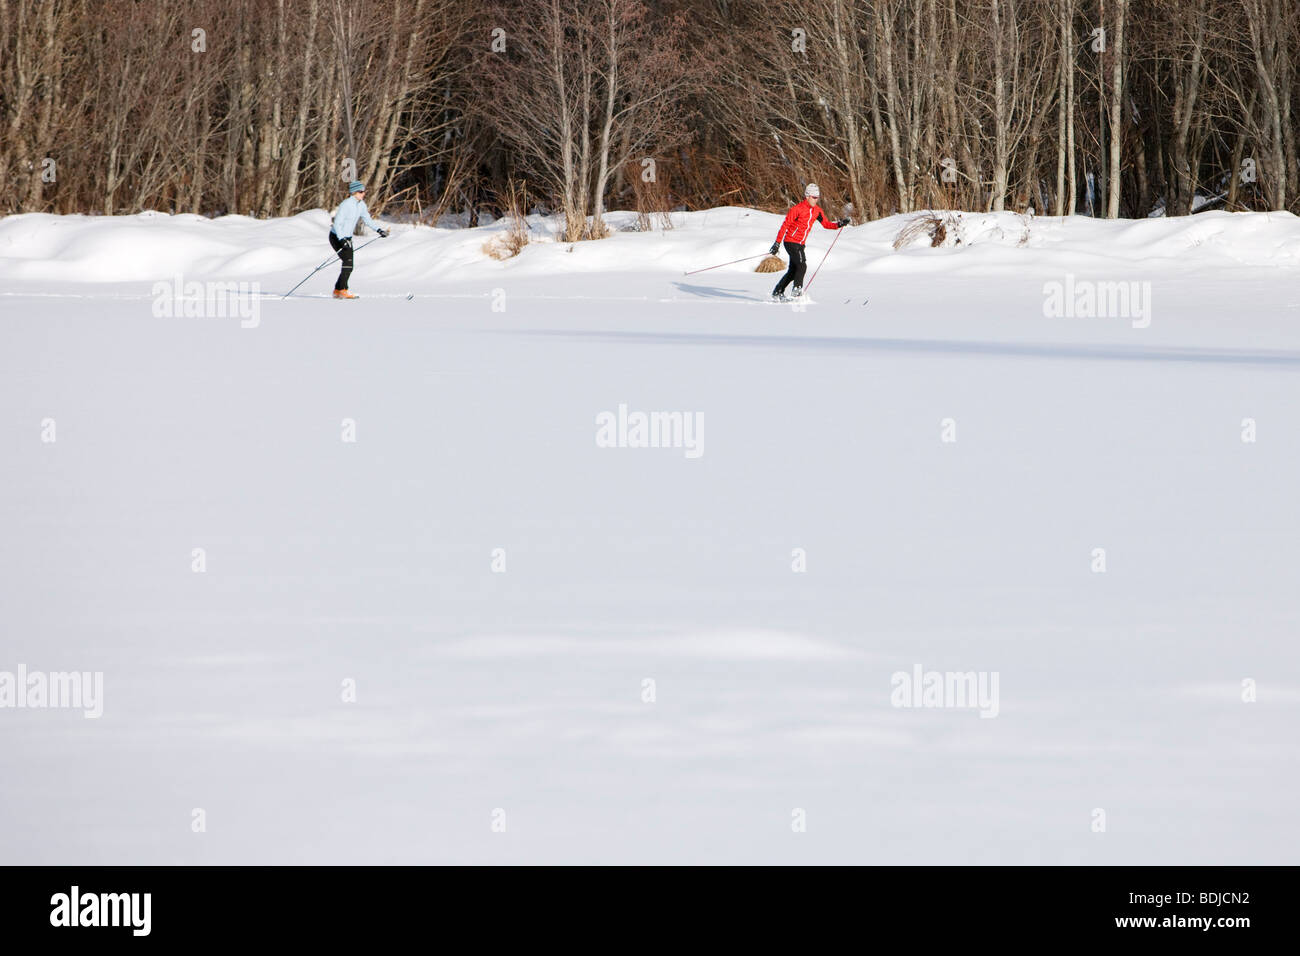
1105,0 -> 1127,216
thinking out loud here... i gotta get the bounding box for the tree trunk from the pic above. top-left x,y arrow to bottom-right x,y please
1243,0 -> 1287,209
280,0 -> 319,216
1171,0 -> 1205,215
1055,0 -> 1068,216
1065,0 -> 1076,214
990,0 -> 1009,211
877,5 -> 910,213
1106,0 -> 1126,217
591,0 -> 618,236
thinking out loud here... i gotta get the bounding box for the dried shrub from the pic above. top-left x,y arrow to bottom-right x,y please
893,213 -> 961,250
633,169 -> 676,232
482,180 -> 530,259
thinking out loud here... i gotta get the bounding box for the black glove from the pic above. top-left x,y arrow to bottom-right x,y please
835,219 -> 849,228
341,237 -> 353,249
769,242 -> 780,255
377,228 -> 389,238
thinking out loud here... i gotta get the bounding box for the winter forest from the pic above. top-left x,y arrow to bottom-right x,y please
2,0 -> 1297,233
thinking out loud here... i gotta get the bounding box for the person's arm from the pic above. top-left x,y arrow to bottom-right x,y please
358,201 -> 384,234
819,207 -> 848,229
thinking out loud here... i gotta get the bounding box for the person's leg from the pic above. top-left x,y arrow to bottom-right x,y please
788,242 -> 808,293
774,242 -> 805,295
330,233 -> 353,291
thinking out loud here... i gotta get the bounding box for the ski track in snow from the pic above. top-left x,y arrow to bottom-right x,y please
1,207 -> 1299,864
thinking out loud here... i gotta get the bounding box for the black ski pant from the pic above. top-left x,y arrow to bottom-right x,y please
773,241 -> 807,295
329,232 -> 353,290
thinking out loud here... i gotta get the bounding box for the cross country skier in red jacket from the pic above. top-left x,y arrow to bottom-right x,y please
768,183 -> 848,301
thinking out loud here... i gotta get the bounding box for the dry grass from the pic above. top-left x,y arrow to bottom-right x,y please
481,233 -> 525,260
893,212 -> 960,250
755,255 -> 785,272
633,172 -> 676,232
482,179 -> 531,259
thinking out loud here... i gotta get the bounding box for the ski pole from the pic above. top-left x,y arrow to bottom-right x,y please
683,252 -> 771,276
282,235 -> 384,299
803,227 -> 844,294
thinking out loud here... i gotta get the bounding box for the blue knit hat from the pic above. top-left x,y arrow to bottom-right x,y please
348,180 -> 364,194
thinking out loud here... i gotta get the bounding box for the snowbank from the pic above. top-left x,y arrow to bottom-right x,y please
3,206 -> 1300,286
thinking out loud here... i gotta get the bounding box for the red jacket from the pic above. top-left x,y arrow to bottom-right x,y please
775,200 -> 840,245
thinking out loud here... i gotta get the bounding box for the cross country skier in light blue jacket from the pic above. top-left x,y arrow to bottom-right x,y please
329,180 -> 388,299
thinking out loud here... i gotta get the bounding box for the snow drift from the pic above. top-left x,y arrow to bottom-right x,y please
3,207 -> 1300,287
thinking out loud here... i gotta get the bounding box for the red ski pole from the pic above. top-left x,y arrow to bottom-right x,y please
683,253 -> 771,276
803,227 -> 844,294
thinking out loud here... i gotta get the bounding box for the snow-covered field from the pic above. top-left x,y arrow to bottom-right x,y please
2,207 -> 1298,864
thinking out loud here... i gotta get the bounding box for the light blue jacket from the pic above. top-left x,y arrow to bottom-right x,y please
331,196 -> 381,239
